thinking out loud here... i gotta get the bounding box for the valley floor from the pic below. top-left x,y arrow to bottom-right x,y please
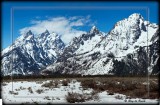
1,77 -> 159,104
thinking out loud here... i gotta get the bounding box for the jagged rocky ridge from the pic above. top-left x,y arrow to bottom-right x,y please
42,13 -> 159,76
1,30 -> 65,76
1,13 -> 159,76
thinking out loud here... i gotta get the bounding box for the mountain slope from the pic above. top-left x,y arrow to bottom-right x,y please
2,13 -> 159,76
2,30 -> 65,76
42,13 -> 159,76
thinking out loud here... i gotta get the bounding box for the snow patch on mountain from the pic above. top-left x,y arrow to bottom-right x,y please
43,13 -> 159,76
2,30 -> 65,76
2,13 -> 159,76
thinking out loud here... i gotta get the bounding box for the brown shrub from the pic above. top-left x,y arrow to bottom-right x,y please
91,90 -> 99,100
19,86 -> 26,90
118,82 -> 136,91
149,92 -> 159,99
15,88 -> 20,91
115,95 -> 123,100
65,92 -> 86,103
41,80 -> 59,88
65,91 -> 98,103
97,84 -> 109,91
44,96 -> 51,100
104,81 -> 116,89
36,81 -> 43,84
62,79 -> 69,86
132,89 -> 146,98
28,87 -> 33,93
81,79 -> 97,90
2,83 -> 7,86
36,89 -> 44,94
150,82 -> 159,92
56,97 -> 60,100
108,92 -> 114,95
54,80 -> 59,87
41,81 -> 54,88
9,91 -> 18,95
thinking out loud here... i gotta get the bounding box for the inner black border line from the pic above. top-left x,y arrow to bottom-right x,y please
9,5 -> 155,104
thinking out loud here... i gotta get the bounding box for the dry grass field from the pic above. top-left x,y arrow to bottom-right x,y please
2,76 -> 159,100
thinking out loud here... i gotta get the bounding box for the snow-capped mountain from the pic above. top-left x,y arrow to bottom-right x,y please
56,26 -> 105,62
1,30 -> 65,76
2,13 -> 159,76
42,13 -> 159,76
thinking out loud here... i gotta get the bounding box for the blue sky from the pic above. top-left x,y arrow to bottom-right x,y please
2,1 -> 158,49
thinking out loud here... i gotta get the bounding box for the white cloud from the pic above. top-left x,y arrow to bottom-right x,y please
20,15 -> 94,44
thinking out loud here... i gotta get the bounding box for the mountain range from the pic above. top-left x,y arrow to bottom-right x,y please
1,13 -> 159,76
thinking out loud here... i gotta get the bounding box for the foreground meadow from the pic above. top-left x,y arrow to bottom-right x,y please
2,77 -> 159,104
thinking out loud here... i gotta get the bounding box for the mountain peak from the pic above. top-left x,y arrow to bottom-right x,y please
40,29 -> 50,37
26,30 -> 33,36
90,26 -> 100,34
44,29 -> 49,34
44,29 -> 50,35
128,13 -> 143,20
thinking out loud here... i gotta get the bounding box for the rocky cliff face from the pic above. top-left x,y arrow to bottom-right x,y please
42,13 -> 159,76
2,13 -> 159,76
2,30 -> 65,76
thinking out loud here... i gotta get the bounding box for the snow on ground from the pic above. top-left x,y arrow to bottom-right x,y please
2,79 -> 158,104
84,91 -> 158,104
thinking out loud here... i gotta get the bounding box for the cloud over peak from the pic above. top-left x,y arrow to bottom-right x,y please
20,15 -> 95,44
